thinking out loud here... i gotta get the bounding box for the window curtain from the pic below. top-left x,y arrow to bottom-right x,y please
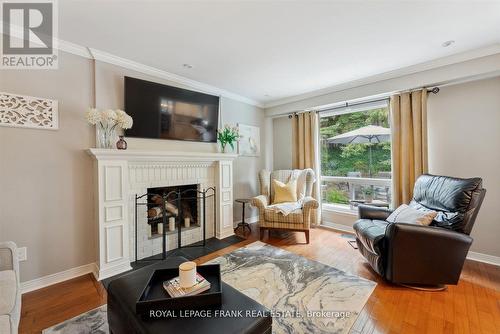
292,112 -> 321,226
390,89 -> 428,207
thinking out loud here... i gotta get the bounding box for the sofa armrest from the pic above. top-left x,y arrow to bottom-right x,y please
251,195 -> 269,209
0,241 -> 18,274
358,204 -> 393,220
385,223 -> 472,285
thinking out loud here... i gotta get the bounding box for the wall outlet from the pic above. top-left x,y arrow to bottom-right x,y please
17,247 -> 27,262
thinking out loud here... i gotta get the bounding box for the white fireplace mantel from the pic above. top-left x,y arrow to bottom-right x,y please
87,148 -> 237,280
87,148 -> 238,161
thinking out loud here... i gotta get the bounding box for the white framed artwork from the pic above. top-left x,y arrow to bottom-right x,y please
0,91 -> 58,130
238,124 -> 260,157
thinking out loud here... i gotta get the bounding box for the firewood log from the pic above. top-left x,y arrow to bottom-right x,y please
165,202 -> 178,216
147,206 -> 162,218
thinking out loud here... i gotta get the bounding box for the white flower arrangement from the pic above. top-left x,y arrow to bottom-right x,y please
101,109 -> 117,123
86,107 -> 133,148
85,108 -> 133,129
85,108 -> 102,125
114,109 -> 133,129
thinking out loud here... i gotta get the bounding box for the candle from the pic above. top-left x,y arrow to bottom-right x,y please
157,223 -> 163,234
169,217 -> 175,231
184,217 -> 190,228
179,261 -> 197,288
147,225 -> 152,238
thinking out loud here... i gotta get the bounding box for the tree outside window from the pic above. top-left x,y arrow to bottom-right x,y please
320,106 -> 392,206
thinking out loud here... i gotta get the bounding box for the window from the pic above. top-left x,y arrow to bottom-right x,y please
319,99 -> 391,212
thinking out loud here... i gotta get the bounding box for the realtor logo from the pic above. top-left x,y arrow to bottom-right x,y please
1,0 -> 58,69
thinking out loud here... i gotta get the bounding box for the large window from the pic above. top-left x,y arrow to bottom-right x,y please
319,100 -> 391,212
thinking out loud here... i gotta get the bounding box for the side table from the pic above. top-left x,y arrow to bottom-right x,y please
235,198 -> 252,233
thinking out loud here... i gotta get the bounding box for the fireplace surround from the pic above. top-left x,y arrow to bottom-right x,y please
87,149 -> 237,280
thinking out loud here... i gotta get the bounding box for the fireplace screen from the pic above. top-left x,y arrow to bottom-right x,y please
134,185 -> 215,262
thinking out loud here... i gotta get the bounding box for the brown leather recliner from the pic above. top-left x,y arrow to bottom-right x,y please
353,174 -> 486,286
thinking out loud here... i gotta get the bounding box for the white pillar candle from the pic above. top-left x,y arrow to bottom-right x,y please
169,217 -> 175,231
157,223 -> 163,234
184,217 -> 190,228
179,261 -> 197,288
147,225 -> 152,238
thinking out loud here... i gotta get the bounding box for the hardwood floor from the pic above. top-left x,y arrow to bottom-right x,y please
19,225 -> 500,334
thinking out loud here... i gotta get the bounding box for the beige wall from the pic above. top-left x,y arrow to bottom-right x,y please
220,97 -> 266,221
272,116 -> 293,170
427,77 -> 500,257
0,51 -> 266,282
0,53 -> 96,282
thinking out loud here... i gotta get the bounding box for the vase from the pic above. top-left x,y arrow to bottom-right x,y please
116,135 -> 127,150
220,143 -> 234,153
96,125 -> 116,149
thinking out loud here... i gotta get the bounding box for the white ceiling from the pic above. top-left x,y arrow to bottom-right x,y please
59,1 -> 500,106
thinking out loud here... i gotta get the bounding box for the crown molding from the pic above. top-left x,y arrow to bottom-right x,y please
58,39 -> 92,59
52,37 -> 500,110
263,44 -> 500,109
55,38 -> 263,108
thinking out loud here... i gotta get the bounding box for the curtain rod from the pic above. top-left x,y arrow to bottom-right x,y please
287,87 -> 440,117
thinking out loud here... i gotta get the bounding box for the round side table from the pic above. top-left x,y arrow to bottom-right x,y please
235,198 -> 252,233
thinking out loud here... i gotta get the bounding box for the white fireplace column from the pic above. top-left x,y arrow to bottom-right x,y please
87,149 -> 237,280
217,160 -> 235,239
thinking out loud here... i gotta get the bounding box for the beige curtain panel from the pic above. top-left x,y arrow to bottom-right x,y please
390,89 -> 429,207
292,112 -> 321,226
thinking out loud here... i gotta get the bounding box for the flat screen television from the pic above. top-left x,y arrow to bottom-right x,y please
124,76 -> 219,143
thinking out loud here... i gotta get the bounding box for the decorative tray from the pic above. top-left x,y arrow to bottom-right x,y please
136,264 -> 222,317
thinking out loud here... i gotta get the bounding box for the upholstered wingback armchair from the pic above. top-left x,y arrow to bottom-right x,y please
353,174 -> 486,288
251,169 -> 319,243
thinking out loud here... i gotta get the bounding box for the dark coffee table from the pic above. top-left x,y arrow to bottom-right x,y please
107,257 -> 272,334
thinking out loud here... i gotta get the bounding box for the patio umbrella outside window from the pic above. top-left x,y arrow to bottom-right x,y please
327,125 -> 391,177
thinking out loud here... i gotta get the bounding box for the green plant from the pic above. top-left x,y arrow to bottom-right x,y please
363,187 -> 374,196
326,189 -> 349,204
217,124 -> 239,152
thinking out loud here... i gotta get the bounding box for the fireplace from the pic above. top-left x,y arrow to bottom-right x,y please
134,183 -> 216,261
146,184 -> 199,238
87,149 -> 236,280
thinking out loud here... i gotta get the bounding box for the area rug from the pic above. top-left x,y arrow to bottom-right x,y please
42,305 -> 108,333
207,241 -> 376,334
43,241 -> 375,334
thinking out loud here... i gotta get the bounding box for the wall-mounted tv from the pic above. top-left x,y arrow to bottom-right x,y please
124,76 -> 219,143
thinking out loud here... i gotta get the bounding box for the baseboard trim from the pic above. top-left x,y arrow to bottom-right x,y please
95,261 -> 133,281
216,230 -> 235,239
21,262 -> 98,294
466,251 -> 500,266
